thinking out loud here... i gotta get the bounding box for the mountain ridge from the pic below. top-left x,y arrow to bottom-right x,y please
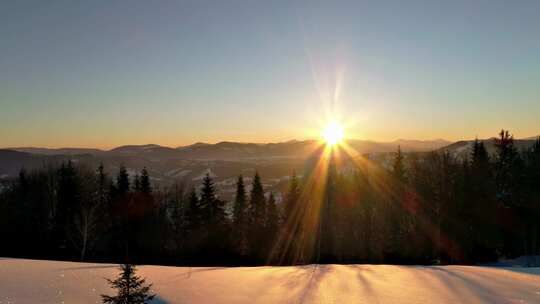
6,138 -> 453,156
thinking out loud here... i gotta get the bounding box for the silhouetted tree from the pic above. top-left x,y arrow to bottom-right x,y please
2,129 -> 540,265
265,192 -> 279,257
281,173 -> 302,264
248,172 -> 266,259
116,165 -> 130,195
102,264 -> 155,304
140,168 -> 151,194
55,160 -> 80,256
198,173 -> 228,256
232,175 -> 248,255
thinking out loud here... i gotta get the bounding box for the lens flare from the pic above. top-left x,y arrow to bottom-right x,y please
321,121 -> 344,146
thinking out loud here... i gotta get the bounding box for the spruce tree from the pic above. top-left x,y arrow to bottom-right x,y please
281,173 -> 301,264
186,187 -> 201,231
198,173 -> 228,253
525,137 -> 540,256
199,173 -> 217,223
101,264 -> 155,304
284,173 -> 300,223
140,168 -> 152,194
388,146 -> 406,259
232,175 -> 248,255
117,165 -> 130,195
248,172 -> 266,258
249,172 -> 266,221
494,129 -> 519,207
97,164 -> 109,206
392,145 -> 406,182
469,138 -> 498,261
494,130 -> 524,256
265,192 -> 279,242
232,175 -> 247,228
55,160 -> 80,253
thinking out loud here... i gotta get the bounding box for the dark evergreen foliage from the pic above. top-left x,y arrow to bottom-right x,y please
232,175 -> 248,255
1,129 -> 539,265
101,264 -> 155,304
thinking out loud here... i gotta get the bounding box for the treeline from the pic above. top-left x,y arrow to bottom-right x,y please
0,130 -> 539,265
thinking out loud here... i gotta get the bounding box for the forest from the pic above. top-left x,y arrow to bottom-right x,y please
1,130 -> 539,266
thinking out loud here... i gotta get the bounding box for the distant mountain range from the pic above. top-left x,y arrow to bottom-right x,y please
2,137 -> 537,199
7,138 -> 452,160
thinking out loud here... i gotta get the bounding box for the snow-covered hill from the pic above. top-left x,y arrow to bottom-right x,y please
1,258 -> 539,303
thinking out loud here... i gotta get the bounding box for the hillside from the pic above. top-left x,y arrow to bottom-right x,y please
440,137 -> 538,159
1,258 -> 539,304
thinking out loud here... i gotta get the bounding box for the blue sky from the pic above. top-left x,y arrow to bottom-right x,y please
1,0 -> 539,148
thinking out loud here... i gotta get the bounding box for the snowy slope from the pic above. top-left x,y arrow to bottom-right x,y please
1,258 -> 539,304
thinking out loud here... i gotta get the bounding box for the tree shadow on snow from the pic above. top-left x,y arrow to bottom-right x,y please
153,267 -> 227,285
150,296 -> 168,304
495,267 -> 540,276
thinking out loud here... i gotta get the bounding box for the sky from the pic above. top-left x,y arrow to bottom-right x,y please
1,0 -> 539,149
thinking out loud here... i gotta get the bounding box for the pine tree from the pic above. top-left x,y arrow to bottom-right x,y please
199,173 -> 217,223
392,145 -> 406,182
248,172 -> 266,258
97,164 -> 109,206
281,172 -> 302,264
468,138 -> 498,261
249,172 -> 266,222
265,192 -> 279,241
233,175 -> 247,228
525,137 -> 540,256
181,187 -> 202,256
494,129 -> 521,207
284,173 -> 300,223
232,175 -> 248,255
198,173 -> 228,254
388,146 -> 407,260
186,187 -> 201,231
102,264 -> 155,304
117,165 -> 130,195
140,168 -> 152,194
55,160 -> 80,254
494,130 -> 524,256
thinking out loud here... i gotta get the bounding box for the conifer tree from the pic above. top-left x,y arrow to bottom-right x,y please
525,137 -> 540,256
281,173 -> 302,263
198,173 -> 228,253
140,168 -> 152,194
284,173 -> 300,223
232,175 -> 248,255
186,187 -> 201,230
233,175 -> 247,228
468,138 -> 498,261
392,145 -> 406,182
265,192 -> 279,241
55,160 -> 80,253
494,129 -> 521,207
117,165 -> 130,195
248,172 -> 266,258
199,173 -> 217,223
387,146 -> 407,259
249,172 -> 266,224
102,264 -> 155,304
97,164 -> 109,206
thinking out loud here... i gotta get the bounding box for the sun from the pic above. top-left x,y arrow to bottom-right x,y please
321,121 -> 345,146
